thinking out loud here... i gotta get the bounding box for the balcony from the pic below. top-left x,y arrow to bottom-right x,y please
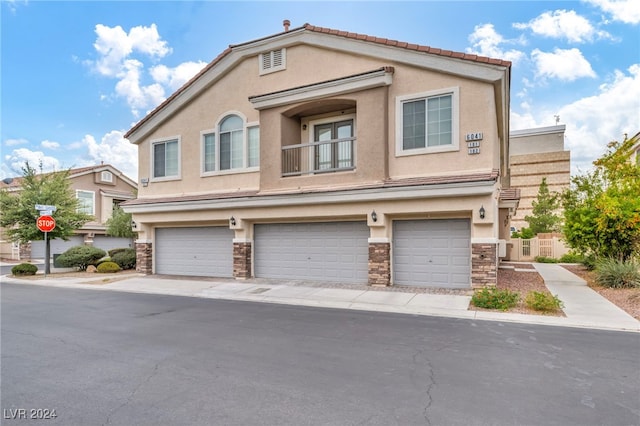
282,137 -> 355,177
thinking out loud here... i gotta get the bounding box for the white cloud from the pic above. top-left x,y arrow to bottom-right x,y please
584,0 -> 640,24
5,138 -> 28,147
560,64 -> 640,171
511,64 -> 640,174
466,24 -> 525,64
80,130 -> 138,181
513,9 -> 611,43
41,140 -> 60,150
531,48 -> 597,81
150,61 -> 208,91
114,59 -> 165,117
91,23 -> 171,78
87,23 -> 173,116
4,148 -> 61,175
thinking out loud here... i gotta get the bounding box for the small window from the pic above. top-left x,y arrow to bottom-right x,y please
396,87 -> 459,156
152,138 -> 180,179
101,171 -> 113,182
77,190 -> 95,215
259,48 -> 286,75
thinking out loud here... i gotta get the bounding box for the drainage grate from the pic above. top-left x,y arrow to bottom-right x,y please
248,287 -> 271,294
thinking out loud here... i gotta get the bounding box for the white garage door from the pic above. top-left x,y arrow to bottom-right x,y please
393,219 -> 470,288
155,227 -> 233,277
255,222 -> 369,283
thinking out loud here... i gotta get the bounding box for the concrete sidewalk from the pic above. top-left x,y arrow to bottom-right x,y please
1,264 -> 638,332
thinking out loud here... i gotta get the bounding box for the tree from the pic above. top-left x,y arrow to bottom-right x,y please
0,163 -> 93,271
561,136 -> 640,262
105,205 -> 136,238
524,177 -> 561,234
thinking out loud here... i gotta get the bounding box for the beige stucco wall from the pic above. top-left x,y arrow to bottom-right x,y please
70,171 -> 137,228
134,43 -> 501,198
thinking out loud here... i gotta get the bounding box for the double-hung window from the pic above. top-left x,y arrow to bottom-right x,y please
396,87 -> 459,155
202,114 -> 259,174
152,138 -> 180,179
76,190 -> 95,215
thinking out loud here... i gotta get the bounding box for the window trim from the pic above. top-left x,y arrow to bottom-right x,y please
150,136 -> 181,182
200,113 -> 260,177
76,190 -> 95,216
395,87 -> 459,157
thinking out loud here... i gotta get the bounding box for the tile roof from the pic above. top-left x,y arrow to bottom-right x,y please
0,164 -> 123,190
125,23 -> 511,140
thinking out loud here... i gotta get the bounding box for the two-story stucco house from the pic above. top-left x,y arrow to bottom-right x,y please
0,164 -> 137,260
123,22 -> 517,288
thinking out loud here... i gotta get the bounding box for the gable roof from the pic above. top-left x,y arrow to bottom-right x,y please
125,22 -> 511,144
0,164 -> 137,191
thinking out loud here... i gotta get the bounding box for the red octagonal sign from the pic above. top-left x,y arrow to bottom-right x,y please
37,215 -> 56,232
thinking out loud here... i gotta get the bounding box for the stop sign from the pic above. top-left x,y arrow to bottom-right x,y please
37,215 -> 56,232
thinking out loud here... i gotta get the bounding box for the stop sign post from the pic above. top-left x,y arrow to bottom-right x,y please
37,215 -> 56,232
36,214 -> 56,276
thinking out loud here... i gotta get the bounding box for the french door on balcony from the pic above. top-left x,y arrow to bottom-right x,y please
314,119 -> 354,172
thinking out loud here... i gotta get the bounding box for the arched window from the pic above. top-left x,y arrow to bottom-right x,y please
202,113 -> 259,173
219,115 -> 244,170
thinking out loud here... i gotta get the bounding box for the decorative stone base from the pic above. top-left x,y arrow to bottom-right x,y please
368,242 -> 391,286
471,243 -> 497,287
233,242 -> 252,279
135,242 -> 152,275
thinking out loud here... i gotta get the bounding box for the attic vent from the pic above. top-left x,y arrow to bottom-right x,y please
259,48 -> 286,75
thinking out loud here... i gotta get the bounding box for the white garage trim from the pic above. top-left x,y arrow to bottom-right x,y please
393,219 -> 471,288
254,222 -> 369,284
155,227 -> 233,277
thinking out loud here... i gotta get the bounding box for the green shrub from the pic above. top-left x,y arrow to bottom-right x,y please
594,258 -> 640,289
111,248 -> 136,270
471,287 -> 520,311
96,261 -> 121,273
535,256 -> 559,263
55,246 -> 106,271
559,252 -> 584,263
582,254 -> 597,271
108,248 -> 127,257
525,291 -> 564,312
511,227 -> 535,239
11,263 -> 38,276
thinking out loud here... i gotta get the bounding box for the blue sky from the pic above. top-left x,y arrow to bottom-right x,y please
2,0 -> 639,181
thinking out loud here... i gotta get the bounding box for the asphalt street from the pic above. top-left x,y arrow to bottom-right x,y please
1,283 -> 639,426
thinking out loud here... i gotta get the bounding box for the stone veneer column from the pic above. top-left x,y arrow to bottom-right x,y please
368,242 -> 391,286
135,242 -> 152,275
471,243 -> 497,287
233,241 -> 252,279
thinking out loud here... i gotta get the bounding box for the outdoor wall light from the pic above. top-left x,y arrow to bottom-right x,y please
141,178 -> 149,187
371,210 -> 378,222
479,205 -> 486,219
230,216 -> 236,226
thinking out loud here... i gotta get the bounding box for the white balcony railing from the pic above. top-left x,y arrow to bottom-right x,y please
282,137 -> 355,176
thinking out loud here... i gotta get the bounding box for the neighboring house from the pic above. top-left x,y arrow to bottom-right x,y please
123,22 -> 516,288
509,125 -> 570,231
0,164 -> 137,260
